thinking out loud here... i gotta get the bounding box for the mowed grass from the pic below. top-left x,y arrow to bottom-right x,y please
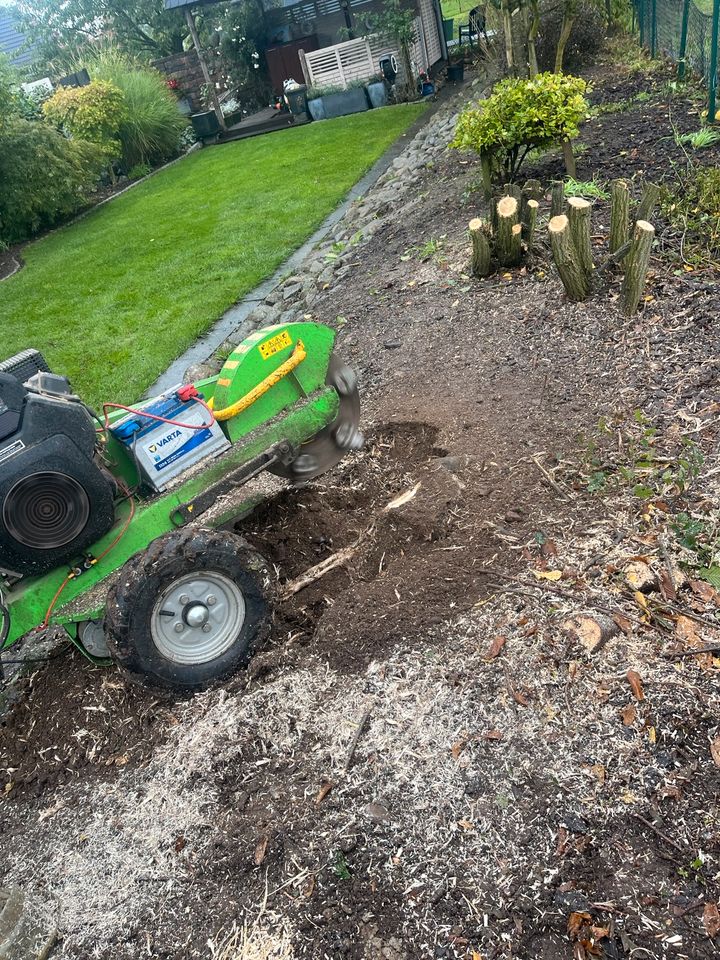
1,103 -> 426,407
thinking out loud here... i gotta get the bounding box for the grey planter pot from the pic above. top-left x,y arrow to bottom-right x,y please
307,97 -> 326,121
323,87 -> 369,119
366,81 -> 388,109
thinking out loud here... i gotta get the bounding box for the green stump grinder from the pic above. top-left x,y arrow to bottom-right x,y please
0,321 -> 362,692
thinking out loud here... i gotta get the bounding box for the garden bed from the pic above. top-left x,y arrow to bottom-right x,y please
2,43 -> 720,960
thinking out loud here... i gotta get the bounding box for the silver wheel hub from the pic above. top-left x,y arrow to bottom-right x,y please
151,571 -> 246,665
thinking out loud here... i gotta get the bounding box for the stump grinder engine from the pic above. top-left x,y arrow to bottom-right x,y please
0,322 -> 362,692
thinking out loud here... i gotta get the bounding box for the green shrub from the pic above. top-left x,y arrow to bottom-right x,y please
127,161 -> 151,180
79,48 -> 189,169
0,118 -> 105,244
666,166 -> 720,261
43,79 -> 128,164
451,72 -> 588,180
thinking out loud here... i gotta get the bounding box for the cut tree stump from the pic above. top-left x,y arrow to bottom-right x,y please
496,196 -> 522,266
551,180 -> 565,218
621,219 -> 655,315
562,140 -> 577,177
522,198 -> 539,245
567,196 -> 594,277
610,179 -> 630,254
636,182 -> 660,223
469,218 -> 492,277
548,214 -> 591,301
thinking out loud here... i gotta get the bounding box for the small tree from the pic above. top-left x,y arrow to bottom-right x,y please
43,79 -> 128,171
451,72 -> 588,194
364,0 -> 419,101
555,0 -> 580,71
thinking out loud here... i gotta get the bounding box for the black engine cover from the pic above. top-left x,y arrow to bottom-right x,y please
0,383 -> 117,578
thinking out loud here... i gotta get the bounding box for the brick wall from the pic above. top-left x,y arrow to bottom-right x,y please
151,50 -> 227,112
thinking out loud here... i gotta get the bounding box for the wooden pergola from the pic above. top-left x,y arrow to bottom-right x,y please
164,0 -> 226,128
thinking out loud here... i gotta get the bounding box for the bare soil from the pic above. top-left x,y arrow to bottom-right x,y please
2,51 -> 720,960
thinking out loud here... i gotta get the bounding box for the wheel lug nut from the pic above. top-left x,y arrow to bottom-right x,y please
202,623 -> 212,633
206,595 -> 217,606
179,594 -> 190,604
174,622 -> 184,633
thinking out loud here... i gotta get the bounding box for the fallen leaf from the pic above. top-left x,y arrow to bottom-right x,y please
315,779 -> 334,805
457,819 -> 475,830
567,911 -> 592,938
589,763 -> 606,783
710,735 -> 720,768
690,579 -> 720,605
486,634 -> 507,659
659,568 -> 677,601
620,703 -> 637,726
254,834 -> 269,866
634,591 -> 649,612
451,740 -> 466,760
484,729 -> 504,741
648,725 -> 657,744
704,902 -> 720,938
174,834 -> 186,853
676,615 -> 700,646
532,569 -> 562,581
613,613 -> 633,635
512,688 -> 530,707
627,669 -> 645,701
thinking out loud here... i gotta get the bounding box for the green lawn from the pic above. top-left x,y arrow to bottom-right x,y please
1,103 -> 426,407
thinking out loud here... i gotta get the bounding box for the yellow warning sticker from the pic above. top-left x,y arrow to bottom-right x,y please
258,330 -> 291,360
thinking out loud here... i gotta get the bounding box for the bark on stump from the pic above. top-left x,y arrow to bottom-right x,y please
562,140 -> 576,177
636,182 -> 660,224
496,196 -> 522,266
610,179 -> 630,254
522,198 -> 539,245
622,219 -> 655,316
548,214 -> 591,301
567,196 -> 594,277
469,218 -> 492,277
551,180 -> 565,218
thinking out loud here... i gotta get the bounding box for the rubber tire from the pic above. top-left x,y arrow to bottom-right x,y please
104,528 -> 270,692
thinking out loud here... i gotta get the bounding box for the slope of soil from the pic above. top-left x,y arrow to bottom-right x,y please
1,50 -> 720,960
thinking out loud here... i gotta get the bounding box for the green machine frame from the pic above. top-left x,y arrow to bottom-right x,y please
1,321 -> 340,651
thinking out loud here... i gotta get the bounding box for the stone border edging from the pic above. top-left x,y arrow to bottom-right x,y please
148,75 -> 493,394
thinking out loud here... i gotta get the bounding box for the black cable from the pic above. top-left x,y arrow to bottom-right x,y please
0,600 -> 9,647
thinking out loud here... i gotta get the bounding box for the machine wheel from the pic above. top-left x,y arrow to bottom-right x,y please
269,354 -> 363,482
104,528 -> 270,692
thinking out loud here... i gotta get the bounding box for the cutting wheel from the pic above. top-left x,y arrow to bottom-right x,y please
270,355 -> 363,482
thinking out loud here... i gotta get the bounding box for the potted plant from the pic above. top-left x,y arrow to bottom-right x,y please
307,80 -> 369,120
365,73 -> 388,109
306,85 -> 328,120
323,79 -> 370,118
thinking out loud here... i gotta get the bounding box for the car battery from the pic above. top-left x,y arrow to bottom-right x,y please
110,387 -> 230,492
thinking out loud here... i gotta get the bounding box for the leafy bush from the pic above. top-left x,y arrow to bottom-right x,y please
0,118 -> 105,244
535,0 -> 605,72
78,48 -> 189,169
666,166 -> 720,261
43,79 -> 128,163
451,72 -> 588,179
127,161 -> 151,180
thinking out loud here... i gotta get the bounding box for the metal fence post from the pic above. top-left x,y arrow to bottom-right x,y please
639,0 -> 646,46
678,0 -> 691,77
650,0 -> 657,57
709,0 -> 720,121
